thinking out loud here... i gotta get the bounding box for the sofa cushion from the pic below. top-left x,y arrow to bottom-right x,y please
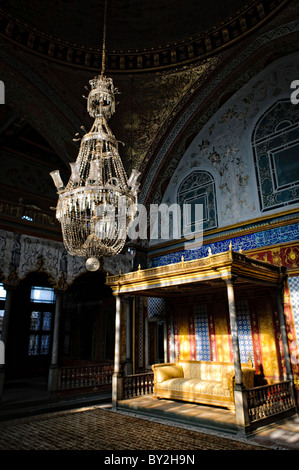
155,365 -> 184,384
158,378 -> 231,397
180,361 -> 234,382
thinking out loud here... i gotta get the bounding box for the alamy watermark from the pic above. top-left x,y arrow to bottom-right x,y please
0,81 -> 4,104
94,200 -> 203,248
290,80 -> 299,104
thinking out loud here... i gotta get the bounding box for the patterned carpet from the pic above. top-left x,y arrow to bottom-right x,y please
0,406 -> 267,451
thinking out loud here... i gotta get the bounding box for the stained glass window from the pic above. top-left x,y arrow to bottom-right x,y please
0,284 -> 6,301
28,287 -> 55,356
177,170 -> 218,232
30,286 -> 55,304
0,284 -> 6,336
0,310 -> 4,335
252,100 -> 299,212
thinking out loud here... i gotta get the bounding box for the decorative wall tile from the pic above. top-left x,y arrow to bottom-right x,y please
148,297 -> 165,319
236,300 -> 254,365
149,222 -> 299,267
194,305 -> 210,361
288,276 -> 299,346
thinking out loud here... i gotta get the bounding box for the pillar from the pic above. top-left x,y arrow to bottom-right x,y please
225,276 -> 250,432
0,284 -> 15,399
124,297 -> 133,375
276,284 -> 297,406
163,319 -> 168,363
144,309 -> 149,369
277,284 -> 294,380
48,290 -> 63,393
112,295 -> 123,408
170,313 -> 175,363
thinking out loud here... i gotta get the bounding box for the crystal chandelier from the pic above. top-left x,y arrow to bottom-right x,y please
50,1 -> 140,271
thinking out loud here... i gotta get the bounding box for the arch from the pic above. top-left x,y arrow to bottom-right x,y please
61,270 -> 115,363
177,170 -> 218,232
252,99 -> 299,212
5,271 -> 56,379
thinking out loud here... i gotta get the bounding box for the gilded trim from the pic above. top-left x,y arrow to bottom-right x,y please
106,249 -> 286,296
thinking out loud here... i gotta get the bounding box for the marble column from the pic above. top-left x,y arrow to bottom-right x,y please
276,284 -> 297,405
1,284 -> 14,345
112,295 -> 123,408
170,313 -> 175,363
225,276 -> 250,432
163,319 -> 168,363
0,284 -> 15,399
48,290 -> 63,393
276,285 -> 294,380
124,297 -> 133,375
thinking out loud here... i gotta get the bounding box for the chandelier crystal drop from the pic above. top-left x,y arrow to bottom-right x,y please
50,23 -> 140,270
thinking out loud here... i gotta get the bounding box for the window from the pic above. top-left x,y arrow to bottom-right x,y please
0,283 -> 6,336
28,286 -> 55,356
30,286 -> 55,304
252,100 -> 299,212
177,170 -> 218,233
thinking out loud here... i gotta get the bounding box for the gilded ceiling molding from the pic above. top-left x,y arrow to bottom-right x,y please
0,0 -> 289,73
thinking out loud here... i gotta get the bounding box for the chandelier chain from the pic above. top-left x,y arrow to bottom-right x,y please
101,0 -> 108,76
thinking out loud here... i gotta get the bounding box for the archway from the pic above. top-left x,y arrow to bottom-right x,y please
5,271 -> 56,380
60,270 -> 115,367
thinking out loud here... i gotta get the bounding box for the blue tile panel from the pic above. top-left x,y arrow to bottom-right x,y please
194,305 -> 211,361
288,276 -> 299,344
236,300 -> 255,366
149,222 -> 299,267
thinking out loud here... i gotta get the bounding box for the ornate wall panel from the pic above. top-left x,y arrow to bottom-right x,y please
0,229 -> 86,289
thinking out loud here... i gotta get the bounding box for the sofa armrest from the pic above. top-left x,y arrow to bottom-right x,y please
241,368 -> 256,389
222,370 -> 235,396
152,363 -> 184,384
224,368 -> 256,393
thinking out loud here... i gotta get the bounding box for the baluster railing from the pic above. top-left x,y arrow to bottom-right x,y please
58,363 -> 114,390
246,380 -> 296,423
123,372 -> 154,399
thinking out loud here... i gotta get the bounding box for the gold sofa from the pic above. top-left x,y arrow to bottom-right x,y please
152,360 -> 256,410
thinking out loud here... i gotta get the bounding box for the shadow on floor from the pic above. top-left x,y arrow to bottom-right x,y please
0,376 -> 112,421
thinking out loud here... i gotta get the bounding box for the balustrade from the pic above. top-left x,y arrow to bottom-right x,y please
58,363 -> 114,390
246,381 -> 296,423
123,372 -> 154,399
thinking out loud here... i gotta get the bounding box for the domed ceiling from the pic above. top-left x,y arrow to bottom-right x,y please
0,0 -> 289,71
0,0 -> 248,49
